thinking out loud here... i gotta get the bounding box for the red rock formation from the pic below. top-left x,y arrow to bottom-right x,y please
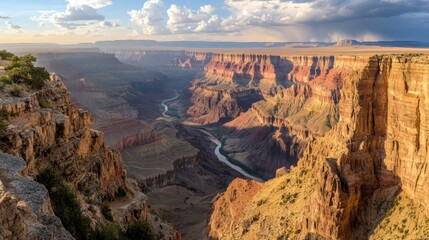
209,54 -> 429,240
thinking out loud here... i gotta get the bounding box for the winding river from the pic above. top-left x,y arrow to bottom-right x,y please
161,93 -> 180,118
161,95 -> 264,182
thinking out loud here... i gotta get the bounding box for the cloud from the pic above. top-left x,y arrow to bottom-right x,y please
129,30 -> 141,37
223,0 -> 429,26
166,4 -> 223,33
32,0 -> 117,32
68,0 -> 112,9
126,0 -> 429,40
128,0 -> 166,35
200,5 -> 216,14
0,16 -> 9,19
5,20 -> 21,33
55,5 -> 105,22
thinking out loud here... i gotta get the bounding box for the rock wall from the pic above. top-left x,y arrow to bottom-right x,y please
0,73 -> 179,239
0,152 -> 73,240
209,54 -> 429,240
0,74 -> 125,202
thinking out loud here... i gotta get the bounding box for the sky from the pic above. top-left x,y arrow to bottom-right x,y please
0,0 -> 429,44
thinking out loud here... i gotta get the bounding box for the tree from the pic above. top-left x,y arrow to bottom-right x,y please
5,54 -> 49,89
0,50 -> 15,60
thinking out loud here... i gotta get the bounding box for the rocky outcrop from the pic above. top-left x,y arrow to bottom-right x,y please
0,74 -> 125,202
143,155 -> 199,188
209,54 -> 429,240
203,54 -> 292,88
0,73 -> 179,239
0,152 -> 73,240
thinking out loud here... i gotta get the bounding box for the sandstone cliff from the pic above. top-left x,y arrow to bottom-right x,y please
0,73 -> 178,239
209,54 -> 429,240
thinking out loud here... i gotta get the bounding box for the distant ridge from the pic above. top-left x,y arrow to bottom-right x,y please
1,40 -> 429,51
336,39 -> 361,46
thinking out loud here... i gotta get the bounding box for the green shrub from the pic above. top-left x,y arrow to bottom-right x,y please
92,222 -> 123,240
0,50 -> 14,60
10,84 -> 23,97
101,204 -> 114,221
38,95 -> 51,109
0,108 -> 8,120
116,187 -> 127,198
37,167 -> 92,240
125,221 -> 154,240
0,119 -> 8,133
5,54 -> 49,89
0,75 -> 13,84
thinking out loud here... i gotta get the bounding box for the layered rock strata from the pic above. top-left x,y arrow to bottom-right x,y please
0,74 -> 178,239
209,54 -> 429,239
188,53 -> 361,178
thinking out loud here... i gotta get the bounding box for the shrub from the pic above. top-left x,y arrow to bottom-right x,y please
101,204 -> 114,221
10,84 -> 23,97
0,108 -> 8,120
92,223 -> 123,240
116,187 -> 127,198
5,54 -> 49,89
0,119 -> 8,133
37,167 -> 92,240
125,221 -> 154,240
0,75 -> 13,84
38,95 -> 51,109
0,50 -> 14,60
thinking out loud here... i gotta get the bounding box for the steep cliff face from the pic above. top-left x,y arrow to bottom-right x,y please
0,73 -> 179,239
0,74 -> 125,201
209,54 -> 429,240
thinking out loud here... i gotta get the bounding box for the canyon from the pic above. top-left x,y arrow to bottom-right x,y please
208,54 -> 429,239
4,46 -> 429,240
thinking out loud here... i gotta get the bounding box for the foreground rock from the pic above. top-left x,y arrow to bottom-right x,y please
0,152 -> 73,239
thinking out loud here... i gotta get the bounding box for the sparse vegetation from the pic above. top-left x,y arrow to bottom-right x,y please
92,223 -> 122,240
36,167 -> 92,240
10,84 -> 23,97
0,108 -> 9,133
0,50 -> 14,60
101,204 -> 114,221
0,75 -> 13,85
38,95 -> 51,108
37,167 -> 154,240
4,53 -> 49,89
125,220 -> 154,240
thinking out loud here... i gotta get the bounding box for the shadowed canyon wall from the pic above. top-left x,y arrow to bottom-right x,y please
209,54 -> 429,240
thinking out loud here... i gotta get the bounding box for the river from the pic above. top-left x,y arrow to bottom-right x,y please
161,95 -> 264,182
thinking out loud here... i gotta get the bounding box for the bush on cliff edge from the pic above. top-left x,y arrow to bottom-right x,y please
36,167 -> 92,239
2,52 -> 49,89
37,167 -> 155,240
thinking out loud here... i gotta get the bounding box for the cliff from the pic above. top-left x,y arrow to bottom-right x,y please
0,152 -> 73,239
209,54 -> 429,239
0,73 -> 178,239
0,73 -> 125,201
